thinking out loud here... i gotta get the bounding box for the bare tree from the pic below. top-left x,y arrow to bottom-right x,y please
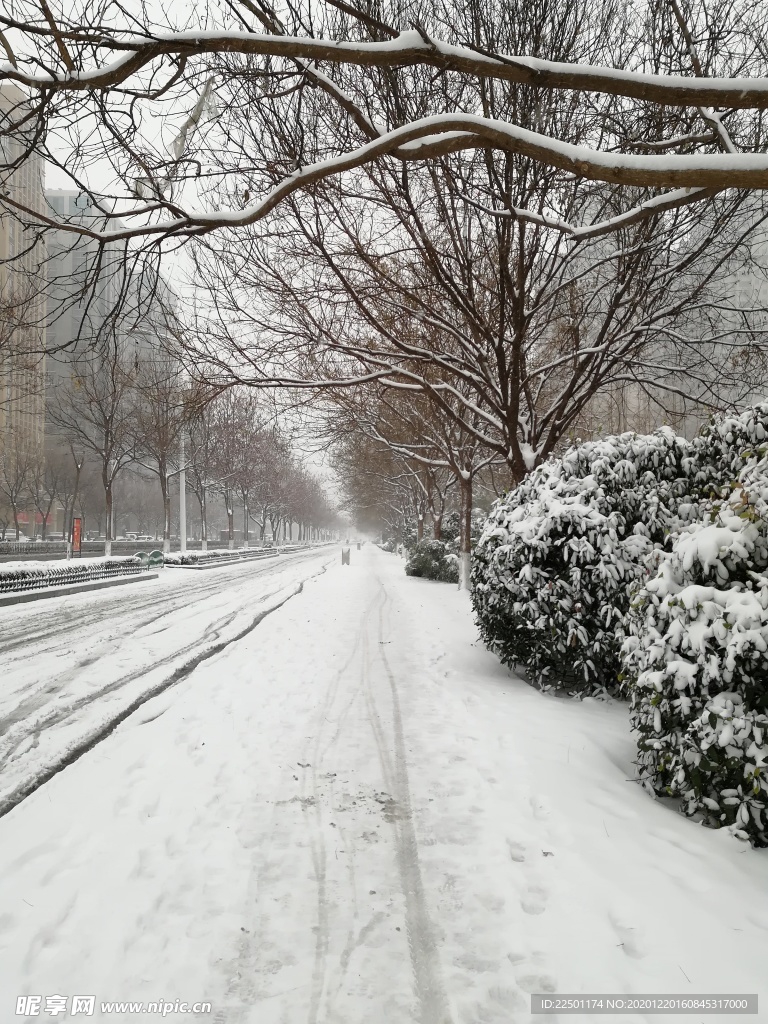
4,0 -> 768,577
49,342 -> 137,555
133,357 -> 188,553
28,450 -> 62,539
0,442 -> 31,539
322,379 -> 498,585
186,396 -> 219,551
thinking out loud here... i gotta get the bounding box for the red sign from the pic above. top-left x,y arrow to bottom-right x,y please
72,517 -> 82,553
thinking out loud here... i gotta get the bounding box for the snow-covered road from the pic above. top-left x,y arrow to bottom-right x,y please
1,547 -> 766,1024
0,547 -> 335,817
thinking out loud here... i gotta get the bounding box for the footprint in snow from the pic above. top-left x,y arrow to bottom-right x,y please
520,885 -> 548,915
507,839 -> 526,863
516,972 -> 557,994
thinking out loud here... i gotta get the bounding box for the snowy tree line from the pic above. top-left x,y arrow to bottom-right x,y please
1,358 -> 338,553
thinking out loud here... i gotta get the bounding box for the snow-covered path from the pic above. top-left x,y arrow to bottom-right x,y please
0,547 -> 334,816
0,547 -> 766,1024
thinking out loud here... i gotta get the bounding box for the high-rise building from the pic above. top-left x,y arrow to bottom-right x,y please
0,83 -> 47,464
44,189 -> 177,400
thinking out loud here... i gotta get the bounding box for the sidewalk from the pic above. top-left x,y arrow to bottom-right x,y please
0,547 -> 765,1024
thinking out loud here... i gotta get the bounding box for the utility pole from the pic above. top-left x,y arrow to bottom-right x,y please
179,431 -> 187,554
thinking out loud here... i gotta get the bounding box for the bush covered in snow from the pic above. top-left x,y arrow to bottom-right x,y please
440,508 -> 487,560
693,402 -> 768,493
622,405 -> 768,845
472,429 -> 696,695
405,539 -> 460,584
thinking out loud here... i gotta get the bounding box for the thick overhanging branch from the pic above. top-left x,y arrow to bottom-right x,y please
3,27 -> 768,110
6,115 -> 768,244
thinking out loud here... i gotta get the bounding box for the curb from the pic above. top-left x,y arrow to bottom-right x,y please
0,572 -> 160,607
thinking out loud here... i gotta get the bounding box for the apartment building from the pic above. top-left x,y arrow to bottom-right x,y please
0,82 -> 47,464
44,189 -> 178,403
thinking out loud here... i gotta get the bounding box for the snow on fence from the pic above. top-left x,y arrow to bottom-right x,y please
0,556 -> 149,594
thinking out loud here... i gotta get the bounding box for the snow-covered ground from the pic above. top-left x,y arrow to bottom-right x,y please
0,546 -> 766,1023
0,547 -> 334,816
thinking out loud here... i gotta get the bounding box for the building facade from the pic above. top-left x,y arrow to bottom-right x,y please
0,83 -> 47,464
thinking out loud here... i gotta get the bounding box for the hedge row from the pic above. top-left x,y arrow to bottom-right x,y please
164,547 -> 275,565
0,557 -> 148,594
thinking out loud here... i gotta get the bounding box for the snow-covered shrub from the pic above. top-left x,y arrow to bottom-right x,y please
405,539 -> 460,584
439,510 -> 460,544
693,402 -> 768,493
442,508 -> 486,554
622,406 -> 768,844
402,523 -> 419,551
472,429 -> 695,695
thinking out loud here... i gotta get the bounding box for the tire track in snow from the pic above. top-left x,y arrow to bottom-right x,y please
0,606 -> 241,744
0,554 -> 326,741
364,580 -> 454,1024
0,549 -> 331,658
0,559 -> 333,822
305,597 -> 374,1024
222,570 -> 452,1024
0,550 -> 320,659
221,600 -> 368,1024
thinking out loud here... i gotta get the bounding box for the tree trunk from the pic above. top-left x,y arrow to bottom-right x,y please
433,516 -> 442,540
417,514 -> 424,542
200,489 -> 208,551
243,496 -> 249,549
12,507 -> 20,541
458,473 -> 473,591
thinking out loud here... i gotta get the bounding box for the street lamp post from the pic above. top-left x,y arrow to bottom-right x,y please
179,432 -> 187,555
